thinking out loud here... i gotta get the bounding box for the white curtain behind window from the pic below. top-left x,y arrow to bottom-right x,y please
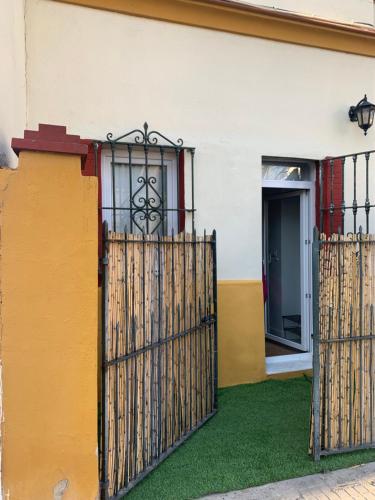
101,148 -> 178,234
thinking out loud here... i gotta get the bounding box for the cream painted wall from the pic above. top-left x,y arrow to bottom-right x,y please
24,0 -> 375,279
0,0 -> 26,167
238,0 -> 374,25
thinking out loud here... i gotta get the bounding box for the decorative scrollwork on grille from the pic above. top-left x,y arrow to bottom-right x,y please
131,176 -> 163,210
132,208 -> 164,234
99,122 -> 195,235
129,174 -> 165,233
106,122 -> 183,148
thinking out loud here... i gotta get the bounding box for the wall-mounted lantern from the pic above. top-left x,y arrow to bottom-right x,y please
349,94 -> 375,135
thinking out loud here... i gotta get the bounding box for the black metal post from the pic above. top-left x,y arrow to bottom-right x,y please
329,159 -> 334,235
319,161 -> 324,234
100,221 -> 110,499
191,149 -> 195,233
312,226 -> 321,461
124,231 -> 130,487
353,155 -> 358,234
212,229 -> 218,410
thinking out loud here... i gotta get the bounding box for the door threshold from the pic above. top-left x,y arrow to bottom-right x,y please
266,352 -> 312,375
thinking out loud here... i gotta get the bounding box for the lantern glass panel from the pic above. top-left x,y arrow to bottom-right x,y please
357,107 -> 369,128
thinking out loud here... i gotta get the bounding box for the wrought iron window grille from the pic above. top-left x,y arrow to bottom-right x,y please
94,122 -> 195,235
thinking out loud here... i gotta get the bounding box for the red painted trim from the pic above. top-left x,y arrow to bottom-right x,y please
178,150 -> 185,232
12,124 -> 88,157
316,157 -> 344,236
315,160 -> 320,231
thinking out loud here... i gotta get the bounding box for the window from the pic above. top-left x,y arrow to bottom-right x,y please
262,161 -> 311,181
101,146 -> 180,235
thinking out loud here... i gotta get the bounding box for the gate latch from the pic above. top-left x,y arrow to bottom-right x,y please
201,315 -> 213,325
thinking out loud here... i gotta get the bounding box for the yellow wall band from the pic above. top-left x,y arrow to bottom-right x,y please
55,0 -> 375,57
218,280 -> 266,387
98,280 -> 266,388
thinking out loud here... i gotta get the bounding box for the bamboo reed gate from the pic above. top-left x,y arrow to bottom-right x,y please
100,228 -> 218,499
311,149 -> 375,460
312,231 -> 375,458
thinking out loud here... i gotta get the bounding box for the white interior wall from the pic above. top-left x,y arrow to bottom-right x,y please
281,196 -> 300,317
24,0 -> 375,279
267,199 -> 282,334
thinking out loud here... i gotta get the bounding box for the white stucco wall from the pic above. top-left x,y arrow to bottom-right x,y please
0,0 -> 26,167
239,0 -> 374,26
23,0 -> 375,279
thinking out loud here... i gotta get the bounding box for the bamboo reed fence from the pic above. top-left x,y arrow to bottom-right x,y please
311,232 -> 375,458
100,230 -> 218,498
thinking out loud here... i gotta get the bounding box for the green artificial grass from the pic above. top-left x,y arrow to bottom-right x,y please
126,377 -> 375,499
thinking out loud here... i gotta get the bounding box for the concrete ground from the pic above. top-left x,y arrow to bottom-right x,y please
201,462 -> 375,499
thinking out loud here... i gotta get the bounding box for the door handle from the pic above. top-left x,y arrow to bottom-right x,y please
269,250 -> 280,263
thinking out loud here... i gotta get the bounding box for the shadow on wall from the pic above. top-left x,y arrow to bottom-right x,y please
0,152 -> 8,167
0,129 -> 10,166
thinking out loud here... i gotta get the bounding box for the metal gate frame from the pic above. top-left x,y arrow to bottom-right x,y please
100,228 -> 218,498
312,227 -> 321,461
312,149 -> 375,460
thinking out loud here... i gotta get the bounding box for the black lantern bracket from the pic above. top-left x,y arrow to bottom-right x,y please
349,94 -> 375,135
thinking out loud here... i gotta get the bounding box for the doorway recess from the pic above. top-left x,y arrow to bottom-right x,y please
262,158 -> 315,374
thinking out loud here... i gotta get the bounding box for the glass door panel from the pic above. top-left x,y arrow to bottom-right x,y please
266,193 -> 305,350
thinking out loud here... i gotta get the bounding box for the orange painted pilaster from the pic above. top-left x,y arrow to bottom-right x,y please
0,126 -> 98,498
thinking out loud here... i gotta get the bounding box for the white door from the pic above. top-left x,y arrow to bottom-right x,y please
264,190 -> 310,351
